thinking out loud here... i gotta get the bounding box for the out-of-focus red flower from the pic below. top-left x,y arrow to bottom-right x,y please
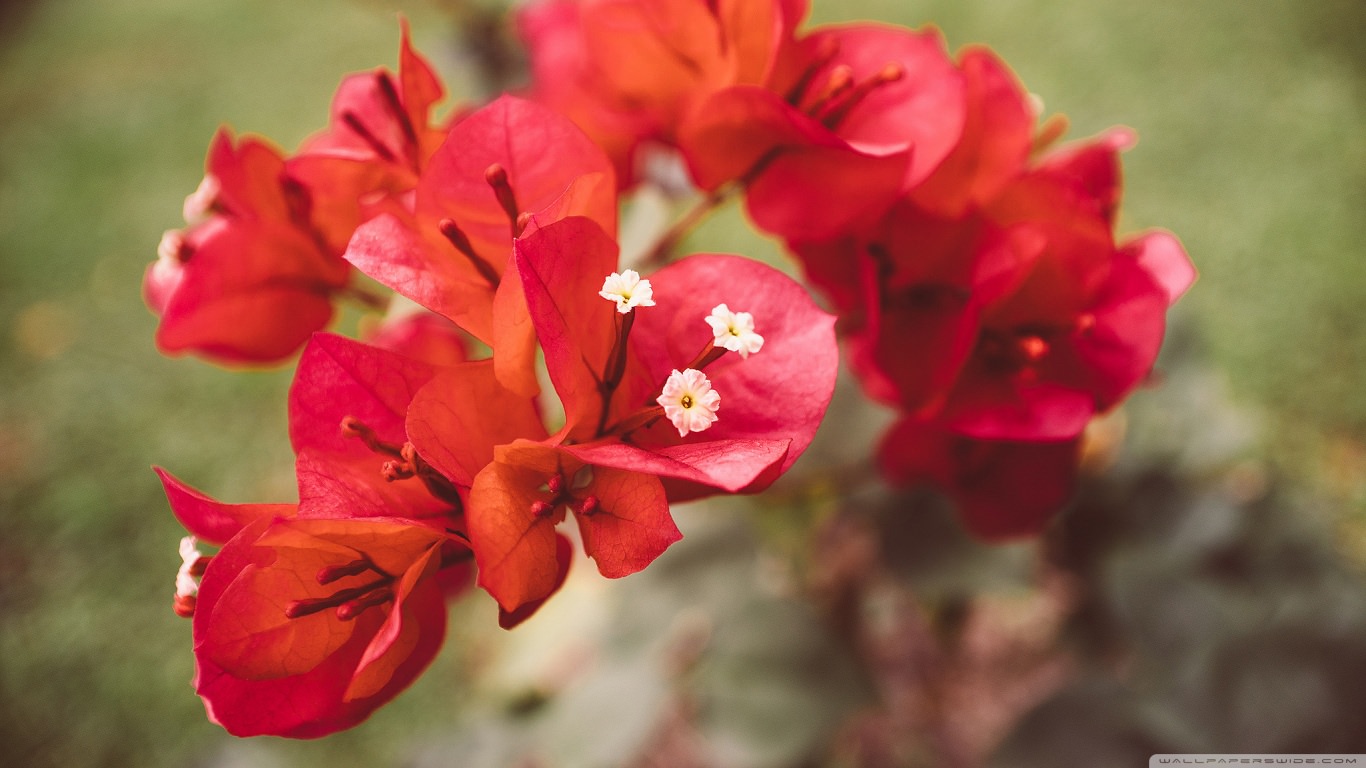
145,131 -> 352,364
878,419 -> 1081,541
344,95 -> 617,396
785,75 -> 1192,539
679,22 -> 966,241
518,0 -> 806,186
145,27 -> 453,366
802,128 -> 1194,443
930,133 -> 1192,442
404,216 -> 838,614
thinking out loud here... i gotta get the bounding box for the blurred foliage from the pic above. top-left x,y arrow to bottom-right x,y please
2,0 -> 1366,766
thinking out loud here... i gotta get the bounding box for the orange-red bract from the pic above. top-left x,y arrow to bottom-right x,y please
146,131 -> 351,364
192,517 -> 452,737
518,0 -> 806,186
343,95 -> 617,396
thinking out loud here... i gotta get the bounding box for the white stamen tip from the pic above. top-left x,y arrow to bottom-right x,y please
705,303 -> 764,358
657,368 -> 720,437
599,269 -> 656,314
176,536 -> 203,599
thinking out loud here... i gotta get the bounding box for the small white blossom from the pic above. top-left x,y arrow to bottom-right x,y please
598,269 -> 655,314
656,368 -> 720,437
176,536 -> 204,599
705,303 -> 764,358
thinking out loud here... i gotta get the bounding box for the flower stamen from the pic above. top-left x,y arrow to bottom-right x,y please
438,218 -> 501,287
484,163 -> 522,238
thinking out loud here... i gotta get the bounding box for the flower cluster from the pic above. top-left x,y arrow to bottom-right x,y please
519,0 -> 1194,539
146,0 -> 1191,739
148,28 -> 836,737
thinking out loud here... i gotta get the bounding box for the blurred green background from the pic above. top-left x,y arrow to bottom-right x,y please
2,0 -> 1364,766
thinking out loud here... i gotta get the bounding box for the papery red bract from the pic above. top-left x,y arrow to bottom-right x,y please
147,132 -> 352,364
878,419 -> 1080,541
344,95 -> 617,396
518,0 -> 804,186
463,440 -> 678,611
155,467 -> 295,546
147,27 -> 454,367
680,23 -> 966,241
192,517 -> 450,737
904,46 -> 1035,218
620,250 -> 837,489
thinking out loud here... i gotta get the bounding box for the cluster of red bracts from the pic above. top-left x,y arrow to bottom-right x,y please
147,0 -> 1191,739
521,0 -> 1194,537
150,18 -> 836,737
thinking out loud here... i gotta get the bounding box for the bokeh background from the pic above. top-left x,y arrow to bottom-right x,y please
2,0 -> 1365,766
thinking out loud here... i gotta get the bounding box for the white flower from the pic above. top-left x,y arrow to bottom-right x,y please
705,303 -> 764,358
656,368 -> 720,437
176,536 -> 203,599
598,269 -> 656,314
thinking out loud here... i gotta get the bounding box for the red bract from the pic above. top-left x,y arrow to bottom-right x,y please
145,131 -> 351,364
878,419 -> 1081,541
344,95 -> 617,396
405,216 -> 838,613
145,27 -> 453,366
518,0 -> 806,186
803,128 -> 1194,443
679,22 -> 966,241
787,86 -> 1192,538
932,135 -> 1192,442
903,46 -> 1036,219
156,464 -> 465,737
192,516 -> 452,738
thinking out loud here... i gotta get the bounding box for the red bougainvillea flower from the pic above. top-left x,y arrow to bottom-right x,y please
200,514 -> 455,737
155,464 -> 464,738
801,127 -> 1194,443
679,22 -> 966,241
927,135 -> 1194,442
344,94 -> 617,396
145,27 -> 452,366
145,130 -> 353,364
404,216 -> 838,614
901,46 -> 1038,220
878,418 -> 1081,541
518,0 -> 807,186
787,101 -> 1192,538
153,331 -> 523,737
